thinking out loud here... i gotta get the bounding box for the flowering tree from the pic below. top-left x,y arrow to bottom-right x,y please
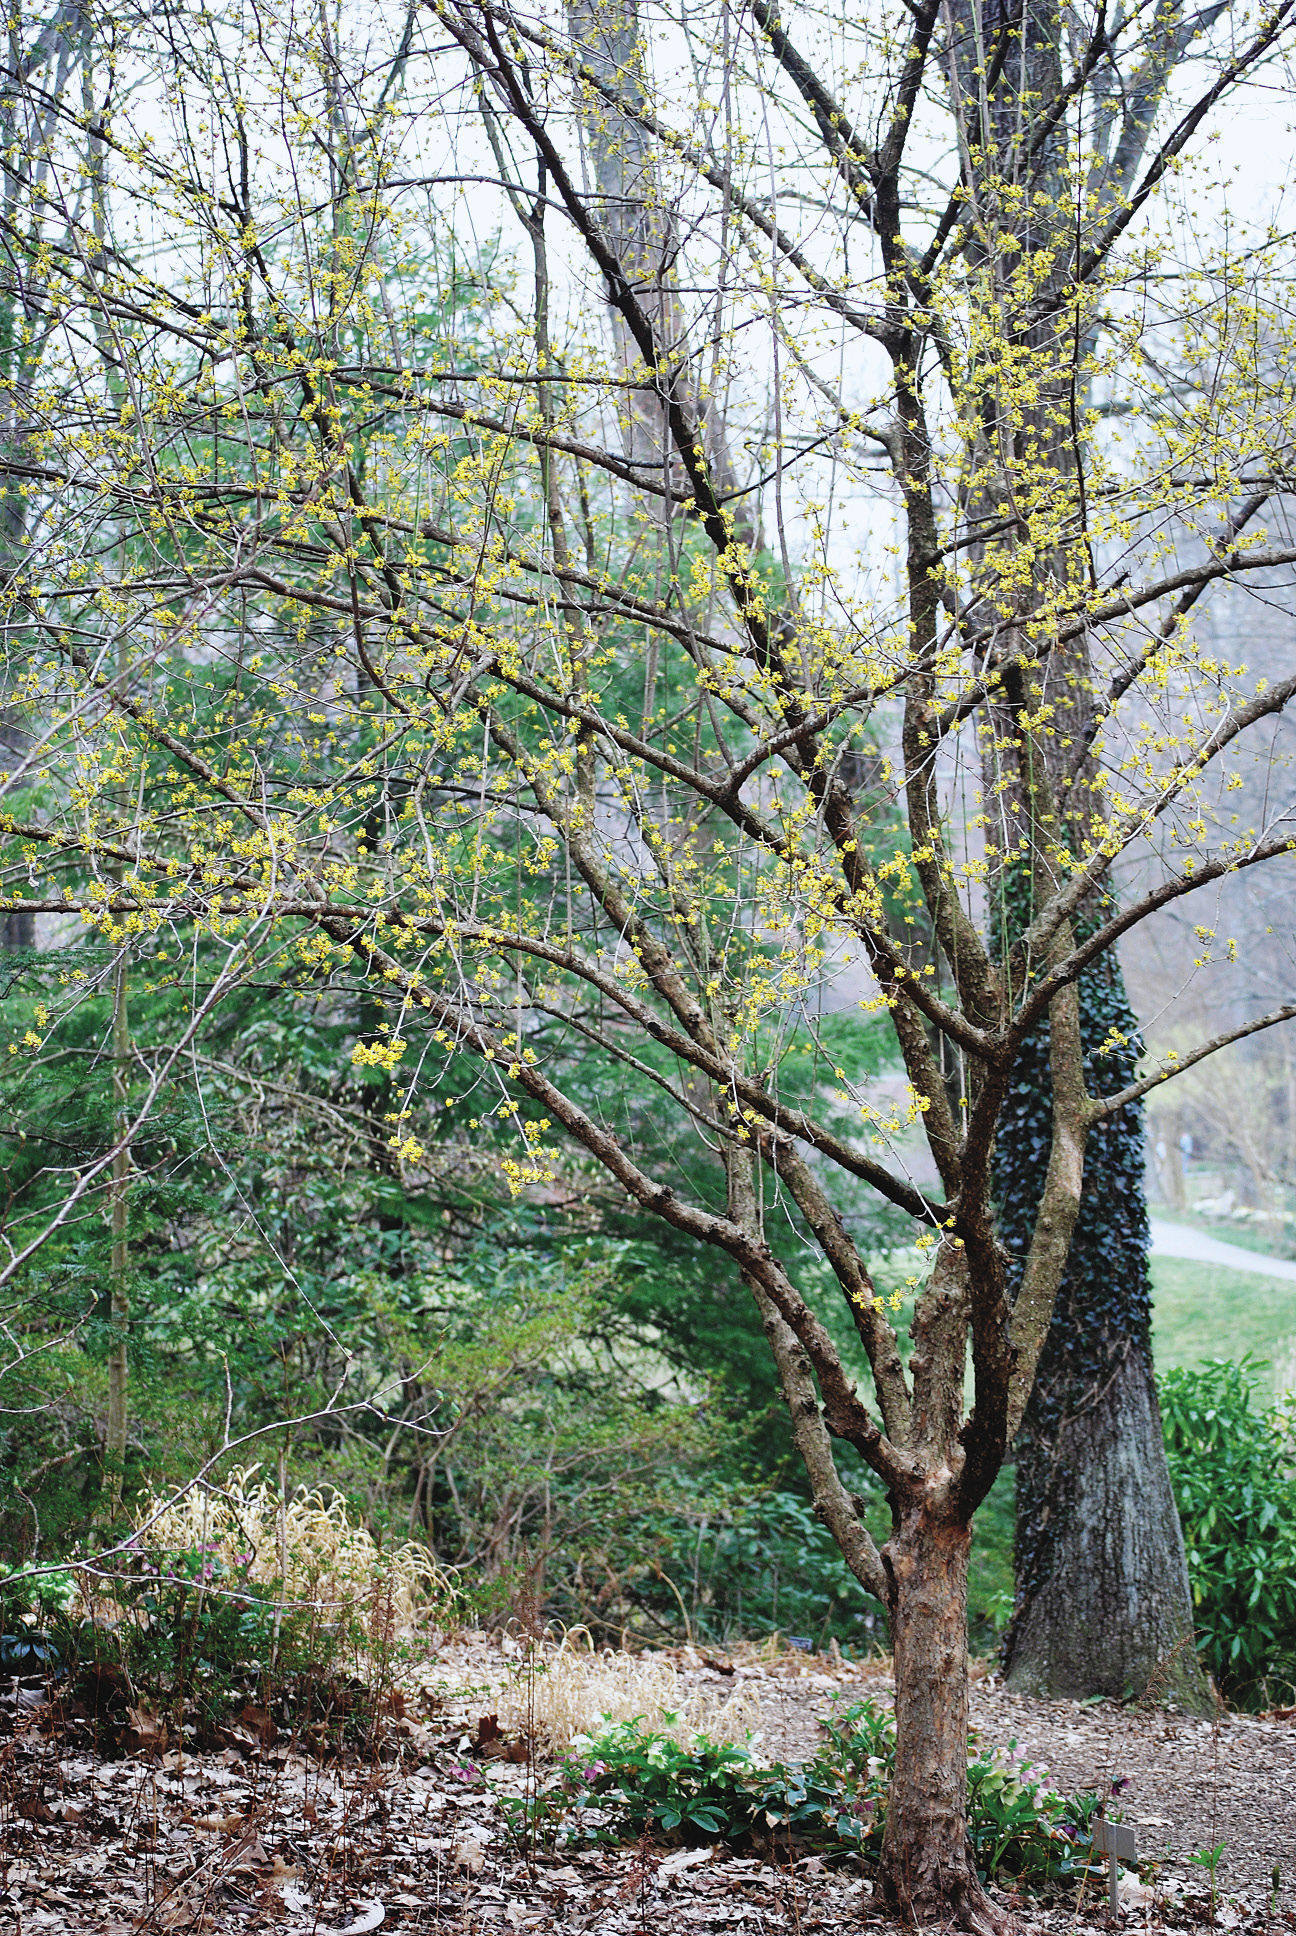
4,0 -> 1296,1923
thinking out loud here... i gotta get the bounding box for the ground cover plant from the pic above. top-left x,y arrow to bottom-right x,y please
0,1471 -> 458,1756
511,1696 -> 1105,1891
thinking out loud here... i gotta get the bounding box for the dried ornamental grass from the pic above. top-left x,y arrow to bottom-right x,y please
497,1633 -> 761,1752
128,1466 -> 451,1634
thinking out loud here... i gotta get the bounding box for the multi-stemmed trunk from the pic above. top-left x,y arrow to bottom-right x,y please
511,0 -> 1179,1917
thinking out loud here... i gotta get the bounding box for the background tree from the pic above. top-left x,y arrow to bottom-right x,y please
0,0 -> 92,951
935,0 -> 1231,1699
4,0 -> 1296,1926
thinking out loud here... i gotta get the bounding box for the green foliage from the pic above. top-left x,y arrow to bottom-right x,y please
0,918 -> 1011,1665
967,1468 -> 1016,1652
749,1696 -> 895,1857
1160,1358 -> 1296,1706
531,1701 -> 1103,1887
555,1718 -> 758,1840
624,1488 -> 887,1651
964,1750 -> 1103,1884
97,1549 -> 292,1726
603,1466 -> 1015,1657
0,1544 -> 338,1742
0,1562 -> 77,1672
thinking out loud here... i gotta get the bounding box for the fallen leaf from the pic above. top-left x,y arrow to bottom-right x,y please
224,1826 -> 270,1873
659,1847 -> 714,1878
473,1712 -> 506,1757
238,1702 -> 279,1746
326,1904 -> 386,1934
452,1836 -> 487,1874
123,1701 -> 168,1754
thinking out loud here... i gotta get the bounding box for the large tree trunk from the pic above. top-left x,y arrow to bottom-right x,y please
941,0 -> 1217,1710
996,950 -> 1211,1711
1004,1347 -> 1205,1706
879,1504 -> 1009,1936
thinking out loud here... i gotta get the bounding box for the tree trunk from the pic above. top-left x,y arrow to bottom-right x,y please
1004,1348 -> 1207,1708
997,950 -> 1210,1710
105,934 -> 129,1515
879,1504 -> 1009,1936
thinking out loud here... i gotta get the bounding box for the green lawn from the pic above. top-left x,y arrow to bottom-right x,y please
1151,1256 -> 1296,1401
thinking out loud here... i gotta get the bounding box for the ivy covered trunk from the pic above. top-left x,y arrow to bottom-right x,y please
997,952 -> 1210,1710
879,1501 -> 1007,1936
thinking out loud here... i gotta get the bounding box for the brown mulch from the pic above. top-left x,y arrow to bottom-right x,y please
1,1638 -> 1293,1934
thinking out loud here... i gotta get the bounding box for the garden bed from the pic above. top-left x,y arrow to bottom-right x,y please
2,1636 -> 1292,1933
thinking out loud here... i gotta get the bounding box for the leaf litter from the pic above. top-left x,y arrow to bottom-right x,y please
1,1632 -> 1293,1933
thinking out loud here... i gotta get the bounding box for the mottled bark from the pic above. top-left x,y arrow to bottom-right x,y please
879,1503 -> 1009,1935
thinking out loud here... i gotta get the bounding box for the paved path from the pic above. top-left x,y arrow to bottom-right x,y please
1149,1217 -> 1296,1281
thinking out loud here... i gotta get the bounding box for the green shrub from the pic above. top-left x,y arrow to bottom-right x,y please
1160,1358 -> 1296,1707
525,1700 -> 1102,1888
619,1466 -> 1017,1657
10,1546 -> 333,1737
98,1547 -> 293,1727
557,1718 -> 758,1839
0,1564 -> 77,1674
1,1536 -> 381,1748
623,1489 -> 888,1651
965,1747 -> 1102,1884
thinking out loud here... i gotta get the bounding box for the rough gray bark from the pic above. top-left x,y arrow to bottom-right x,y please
1004,1348 -> 1206,1706
567,0 -> 682,467
994,940 -> 1211,1711
942,0 -> 1215,1708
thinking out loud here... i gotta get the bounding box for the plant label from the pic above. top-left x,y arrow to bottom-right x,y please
1092,1818 -> 1138,1912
